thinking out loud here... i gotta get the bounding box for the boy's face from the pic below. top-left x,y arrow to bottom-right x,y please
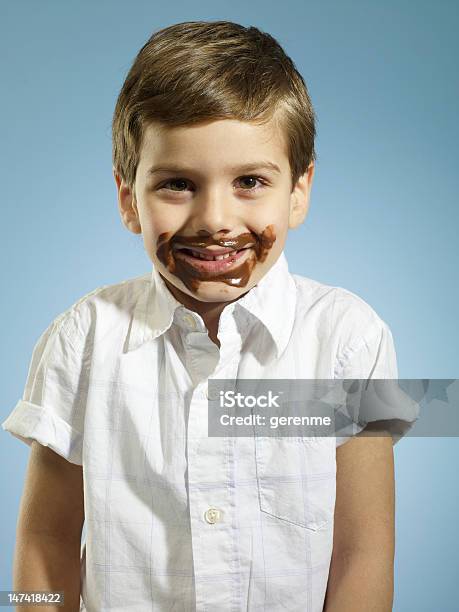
114,116 -> 314,306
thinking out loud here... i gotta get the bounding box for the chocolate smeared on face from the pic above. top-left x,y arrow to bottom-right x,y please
156,225 -> 276,292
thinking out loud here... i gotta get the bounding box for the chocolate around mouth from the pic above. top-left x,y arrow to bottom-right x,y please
174,246 -> 251,261
156,225 -> 276,292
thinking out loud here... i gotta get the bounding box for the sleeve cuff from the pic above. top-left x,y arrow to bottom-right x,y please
335,419 -> 416,447
1,399 -> 83,465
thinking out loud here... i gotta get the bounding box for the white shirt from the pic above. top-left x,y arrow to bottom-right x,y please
2,252 -> 413,611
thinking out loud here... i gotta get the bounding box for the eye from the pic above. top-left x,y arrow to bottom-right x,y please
159,178 -> 192,192
235,176 -> 267,191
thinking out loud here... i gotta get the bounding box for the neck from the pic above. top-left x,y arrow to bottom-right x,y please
162,277 -> 240,347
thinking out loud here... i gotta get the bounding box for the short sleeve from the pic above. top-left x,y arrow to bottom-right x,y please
334,317 -> 418,447
1,310 -> 88,465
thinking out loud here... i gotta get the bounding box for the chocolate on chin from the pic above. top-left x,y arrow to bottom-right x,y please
156,225 -> 276,292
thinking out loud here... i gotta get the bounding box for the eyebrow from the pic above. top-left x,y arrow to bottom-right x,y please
147,161 -> 281,176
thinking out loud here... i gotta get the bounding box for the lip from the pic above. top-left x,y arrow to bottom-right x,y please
174,246 -> 253,274
174,244 -> 239,256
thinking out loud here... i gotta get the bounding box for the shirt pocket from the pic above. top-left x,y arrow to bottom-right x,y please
254,436 -> 336,531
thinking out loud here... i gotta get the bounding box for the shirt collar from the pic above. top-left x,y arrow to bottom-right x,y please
234,251 -> 297,359
126,251 -> 297,359
126,266 -> 182,352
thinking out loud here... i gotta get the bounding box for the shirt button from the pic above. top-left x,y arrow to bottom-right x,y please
204,387 -> 218,402
183,314 -> 197,330
204,507 -> 222,524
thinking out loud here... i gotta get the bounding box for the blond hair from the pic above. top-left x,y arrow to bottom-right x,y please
112,21 -> 316,192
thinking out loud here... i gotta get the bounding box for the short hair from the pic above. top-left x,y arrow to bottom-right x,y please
112,20 -> 316,193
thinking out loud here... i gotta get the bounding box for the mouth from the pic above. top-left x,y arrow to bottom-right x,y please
173,245 -> 253,273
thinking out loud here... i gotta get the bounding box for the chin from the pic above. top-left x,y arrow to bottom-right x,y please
185,281 -> 247,303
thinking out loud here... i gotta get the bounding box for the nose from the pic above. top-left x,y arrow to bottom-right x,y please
188,187 -> 235,235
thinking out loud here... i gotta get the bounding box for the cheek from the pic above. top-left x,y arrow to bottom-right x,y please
249,193 -> 290,223
139,201 -> 184,237
247,207 -> 289,247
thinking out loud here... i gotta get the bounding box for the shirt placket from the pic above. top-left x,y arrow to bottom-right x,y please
184,308 -> 244,612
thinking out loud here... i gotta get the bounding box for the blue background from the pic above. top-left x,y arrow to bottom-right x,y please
1,1 -> 458,609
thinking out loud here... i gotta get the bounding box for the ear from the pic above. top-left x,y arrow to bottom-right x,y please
288,162 -> 315,229
113,168 -> 142,234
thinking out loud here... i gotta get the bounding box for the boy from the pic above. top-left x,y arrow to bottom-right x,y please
2,20 -> 413,611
